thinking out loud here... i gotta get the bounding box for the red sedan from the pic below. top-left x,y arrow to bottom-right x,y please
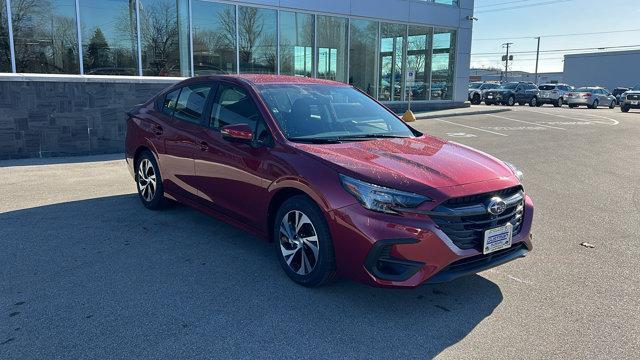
125,75 -> 534,288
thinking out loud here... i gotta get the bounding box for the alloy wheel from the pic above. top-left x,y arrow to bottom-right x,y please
279,210 -> 320,275
137,159 -> 157,202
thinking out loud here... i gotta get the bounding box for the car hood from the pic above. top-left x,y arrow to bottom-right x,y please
293,135 -> 517,193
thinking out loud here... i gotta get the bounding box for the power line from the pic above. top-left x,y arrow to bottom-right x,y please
476,0 -> 574,13
474,28 -> 640,41
471,44 -> 640,56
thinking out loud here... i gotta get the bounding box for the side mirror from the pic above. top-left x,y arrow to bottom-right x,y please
221,124 -> 253,142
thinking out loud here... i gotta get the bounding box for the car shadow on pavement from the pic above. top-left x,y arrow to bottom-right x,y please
0,194 -> 503,359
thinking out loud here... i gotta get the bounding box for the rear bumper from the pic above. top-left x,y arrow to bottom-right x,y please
328,191 -> 534,288
567,98 -> 590,105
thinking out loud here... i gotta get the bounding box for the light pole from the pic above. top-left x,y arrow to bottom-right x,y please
534,37 -> 541,84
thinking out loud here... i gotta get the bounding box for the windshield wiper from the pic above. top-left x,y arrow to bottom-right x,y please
287,137 -> 342,144
337,134 -> 412,140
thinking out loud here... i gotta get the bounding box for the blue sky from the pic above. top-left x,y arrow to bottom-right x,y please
471,0 -> 640,73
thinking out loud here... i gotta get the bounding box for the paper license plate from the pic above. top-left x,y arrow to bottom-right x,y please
483,224 -> 513,255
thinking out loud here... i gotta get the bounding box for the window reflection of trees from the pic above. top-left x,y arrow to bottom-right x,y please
11,0 -> 78,73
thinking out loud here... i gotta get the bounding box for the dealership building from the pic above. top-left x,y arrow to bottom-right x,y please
0,0 -> 473,159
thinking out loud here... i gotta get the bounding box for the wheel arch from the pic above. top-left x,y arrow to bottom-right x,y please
265,180 -> 335,243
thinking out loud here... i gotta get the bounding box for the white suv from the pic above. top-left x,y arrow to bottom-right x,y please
537,84 -> 573,107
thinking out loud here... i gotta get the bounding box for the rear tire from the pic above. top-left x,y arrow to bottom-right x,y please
609,101 -> 615,109
274,195 -> 336,287
506,96 -> 515,106
589,99 -> 598,109
529,97 -> 538,107
135,150 -> 165,210
554,98 -> 563,107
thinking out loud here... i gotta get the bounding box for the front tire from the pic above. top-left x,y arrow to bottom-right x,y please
507,95 -> 515,106
274,196 -> 336,287
135,150 -> 165,210
609,101 -> 615,109
472,94 -> 481,105
529,97 -> 538,107
621,105 -> 630,113
589,99 -> 598,109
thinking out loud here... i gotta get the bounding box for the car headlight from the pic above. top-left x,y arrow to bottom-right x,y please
503,161 -> 524,181
339,175 -> 431,214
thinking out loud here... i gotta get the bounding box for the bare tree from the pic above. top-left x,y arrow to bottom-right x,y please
139,0 -> 179,75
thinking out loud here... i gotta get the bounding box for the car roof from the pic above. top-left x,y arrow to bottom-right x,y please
189,74 -> 350,86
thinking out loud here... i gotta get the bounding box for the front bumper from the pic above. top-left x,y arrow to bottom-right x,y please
622,99 -> 640,109
328,191 -> 534,288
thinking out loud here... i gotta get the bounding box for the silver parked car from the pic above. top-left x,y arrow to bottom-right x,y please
619,85 -> 640,113
468,82 -> 501,105
566,87 -> 616,109
537,84 -> 573,107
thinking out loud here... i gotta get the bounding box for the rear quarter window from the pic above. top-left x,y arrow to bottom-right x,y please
539,85 -> 556,90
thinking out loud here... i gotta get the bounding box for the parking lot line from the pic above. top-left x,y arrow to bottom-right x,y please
487,113 -> 566,130
434,118 -> 509,136
517,108 -> 620,126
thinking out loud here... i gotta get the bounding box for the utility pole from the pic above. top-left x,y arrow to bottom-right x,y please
502,42 -> 513,82
534,37 -> 541,84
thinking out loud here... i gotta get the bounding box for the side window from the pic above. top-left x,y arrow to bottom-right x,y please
173,84 -> 212,124
210,84 -> 262,131
162,88 -> 181,116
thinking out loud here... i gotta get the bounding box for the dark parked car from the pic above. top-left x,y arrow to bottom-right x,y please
483,82 -> 540,107
125,75 -> 533,288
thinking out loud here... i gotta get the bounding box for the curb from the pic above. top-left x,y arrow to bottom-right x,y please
415,108 -> 512,120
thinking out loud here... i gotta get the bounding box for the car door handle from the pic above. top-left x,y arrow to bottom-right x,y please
153,125 -> 163,135
200,141 -> 209,151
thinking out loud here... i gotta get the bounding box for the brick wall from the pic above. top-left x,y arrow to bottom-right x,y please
0,75 -> 180,160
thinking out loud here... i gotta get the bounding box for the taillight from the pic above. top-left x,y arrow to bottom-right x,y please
583,93 -> 592,97
566,93 -> 573,96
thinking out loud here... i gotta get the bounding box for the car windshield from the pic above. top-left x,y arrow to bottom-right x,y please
538,85 -> 556,90
498,83 -> 518,90
469,83 -> 482,89
575,87 -> 593,92
633,86 -> 640,91
257,84 -> 417,142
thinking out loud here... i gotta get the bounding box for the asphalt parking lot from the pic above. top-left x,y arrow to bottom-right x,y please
1,105 -> 639,359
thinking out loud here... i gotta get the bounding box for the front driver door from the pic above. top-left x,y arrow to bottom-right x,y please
194,82 -> 274,229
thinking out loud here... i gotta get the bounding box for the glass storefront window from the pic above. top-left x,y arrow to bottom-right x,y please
379,23 -> 406,101
279,11 -> 313,77
11,0 -> 79,74
192,0 -> 236,75
431,28 -> 456,100
140,0 -> 191,77
1,0 -> 10,72
407,26 -> 432,101
238,6 -> 277,74
316,15 -> 347,82
349,18 -> 378,97
79,0 -> 138,76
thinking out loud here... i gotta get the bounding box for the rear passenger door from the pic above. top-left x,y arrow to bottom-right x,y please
161,83 -> 213,198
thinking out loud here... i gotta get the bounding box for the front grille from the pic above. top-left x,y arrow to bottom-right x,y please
429,186 -> 525,251
627,94 -> 640,100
